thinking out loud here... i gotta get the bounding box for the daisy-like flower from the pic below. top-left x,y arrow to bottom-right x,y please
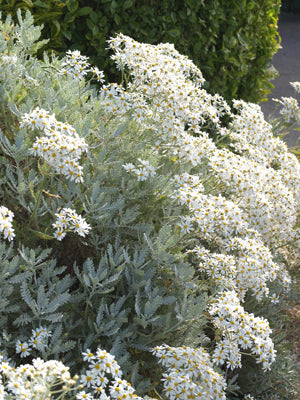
273,96 -> 300,123
76,390 -> 95,400
15,340 -> 31,358
123,163 -> 137,173
0,206 -> 15,241
123,159 -> 156,181
152,344 -> 227,400
109,379 -> 135,399
91,66 -> 105,84
70,214 -> 92,237
290,81 -> 300,94
20,107 -> 55,131
209,291 -> 276,371
61,50 -> 91,80
177,217 -> 194,234
52,208 -> 91,241
82,349 -> 95,362
28,327 -> 52,352
81,371 -> 97,387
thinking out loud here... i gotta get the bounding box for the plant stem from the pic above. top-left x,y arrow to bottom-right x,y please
29,173 -> 46,226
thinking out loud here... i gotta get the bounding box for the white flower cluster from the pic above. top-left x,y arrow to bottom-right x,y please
52,208 -> 91,241
106,34 -> 300,376
106,33 -> 229,159
0,356 -> 76,399
209,291 -> 276,371
14,327 -> 52,358
152,345 -> 227,400
272,80 -> 300,122
78,348 -> 144,400
0,206 -> 15,241
107,33 -> 299,245
191,235 -> 283,301
123,159 -> 156,181
290,81 -> 300,94
61,50 -> 105,83
273,96 -> 300,123
209,148 -> 300,249
20,107 -> 88,182
173,189 -> 248,241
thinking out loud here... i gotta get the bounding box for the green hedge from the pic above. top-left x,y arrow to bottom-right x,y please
0,0 -> 281,101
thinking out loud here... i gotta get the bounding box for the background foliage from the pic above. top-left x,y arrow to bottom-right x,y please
0,0 -> 281,102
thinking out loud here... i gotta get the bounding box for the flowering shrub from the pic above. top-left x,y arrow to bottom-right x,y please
0,10 -> 299,400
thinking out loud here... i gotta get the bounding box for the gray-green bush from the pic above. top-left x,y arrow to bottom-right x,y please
0,10 -> 299,400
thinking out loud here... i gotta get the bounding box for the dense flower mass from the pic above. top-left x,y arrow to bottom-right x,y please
152,345 -> 227,400
77,348 -> 145,400
20,107 -> 88,182
209,291 -> 276,371
0,356 -> 77,399
190,235 -> 287,301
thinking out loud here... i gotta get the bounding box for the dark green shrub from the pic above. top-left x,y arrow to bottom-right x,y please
0,0 -> 281,102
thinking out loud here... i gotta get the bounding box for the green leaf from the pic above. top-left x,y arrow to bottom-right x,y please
114,13 -> 121,25
123,0 -> 134,10
33,1 -> 50,8
23,0 -> 34,6
76,6 -> 93,16
90,10 -> 98,24
66,0 -> 78,13
30,230 -> 54,240
62,29 -> 72,40
52,19 -> 60,37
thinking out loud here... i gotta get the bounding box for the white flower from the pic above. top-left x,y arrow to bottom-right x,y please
152,344 -> 227,400
81,371 -> 96,387
123,163 -> 136,172
177,217 -> 194,234
61,50 -> 90,80
76,390 -> 95,400
15,340 -> 31,358
273,96 -> 300,123
209,291 -> 276,370
53,208 -> 91,240
82,349 -> 95,362
28,327 -> 51,351
0,206 -> 15,241
91,66 -> 105,83
290,81 -> 300,94
123,160 -> 156,181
